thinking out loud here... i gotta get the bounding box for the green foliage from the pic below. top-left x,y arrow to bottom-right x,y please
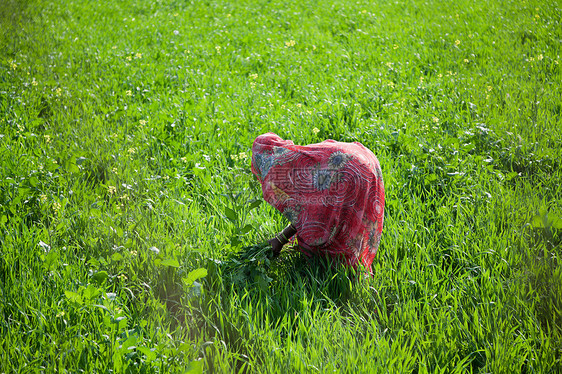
1,0 -> 561,372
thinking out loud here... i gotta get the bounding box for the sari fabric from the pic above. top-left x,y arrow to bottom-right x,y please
251,133 -> 384,272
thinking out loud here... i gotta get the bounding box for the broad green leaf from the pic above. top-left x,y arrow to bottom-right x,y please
183,268 -> 208,287
248,200 -> 262,211
231,236 -> 241,246
160,258 -> 180,268
65,290 -> 83,305
91,270 -> 109,285
44,250 -> 58,271
111,252 -> 123,262
240,224 -> 253,235
88,258 -> 100,267
551,214 -> 562,229
425,173 -> 438,182
83,284 -> 101,301
67,161 -> 80,173
120,335 -> 137,350
185,360 -> 203,374
225,206 -> 238,222
137,347 -> 157,362
531,215 -> 544,228
505,171 -> 519,181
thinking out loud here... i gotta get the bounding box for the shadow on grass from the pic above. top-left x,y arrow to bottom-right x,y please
208,243 -> 370,315
518,227 -> 562,342
177,243 -> 378,371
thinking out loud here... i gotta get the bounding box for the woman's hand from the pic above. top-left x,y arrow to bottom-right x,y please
269,224 -> 297,257
269,237 -> 284,257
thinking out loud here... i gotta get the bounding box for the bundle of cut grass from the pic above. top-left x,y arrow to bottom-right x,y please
211,242 -> 275,291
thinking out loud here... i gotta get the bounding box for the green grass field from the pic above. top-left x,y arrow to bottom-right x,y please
1,0 -> 561,372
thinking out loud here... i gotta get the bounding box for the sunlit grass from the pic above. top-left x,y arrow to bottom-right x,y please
1,0 -> 561,372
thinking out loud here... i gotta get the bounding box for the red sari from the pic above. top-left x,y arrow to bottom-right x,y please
251,133 -> 385,272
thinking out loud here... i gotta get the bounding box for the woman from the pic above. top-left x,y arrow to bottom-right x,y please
251,132 -> 385,273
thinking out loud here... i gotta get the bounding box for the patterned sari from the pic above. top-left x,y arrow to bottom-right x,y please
251,133 -> 385,272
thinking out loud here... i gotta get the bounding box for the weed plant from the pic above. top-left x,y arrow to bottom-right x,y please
1,0 -> 561,372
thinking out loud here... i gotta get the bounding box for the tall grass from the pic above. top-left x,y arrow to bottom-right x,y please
1,0 -> 561,372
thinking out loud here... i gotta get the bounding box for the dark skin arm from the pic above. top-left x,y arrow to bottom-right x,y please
268,224 -> 297,256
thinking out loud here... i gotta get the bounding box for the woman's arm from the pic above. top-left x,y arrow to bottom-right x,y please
269,224 -> 297,256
